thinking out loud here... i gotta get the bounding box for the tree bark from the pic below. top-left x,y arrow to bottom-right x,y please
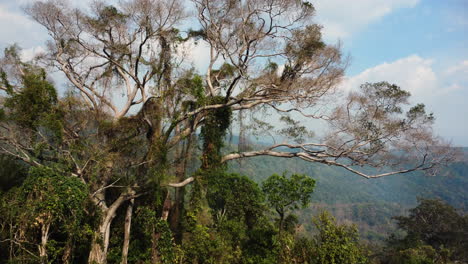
151,231 -> 162,264
170,187 -> 184,243
161,191 -> 172,222
121,199 -> 134,264
170,133 -> 193,243
38,222 -> 50,264
277,208 -> 285,236
62,237 -> 72,264
88,190 -> 134,264
88,213 -> 114,264
150,192 -> 172,263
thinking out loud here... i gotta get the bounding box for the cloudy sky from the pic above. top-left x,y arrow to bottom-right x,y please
0,0 -> 467,145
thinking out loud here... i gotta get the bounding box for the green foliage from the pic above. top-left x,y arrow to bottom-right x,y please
0,166 -> 89,262
312,211 -> 369,264
0,67 -> 14,94
360,82 -> 410,114
302,1 -> 314,10
183,168 -> 282,264
200,96 -> 232,169
4,68 -> 63,139
178,71 -> 205,104
278,116 -> 312,144
183,172 -> 242,262
230,151 -> 468,244
0,107 -> 5,121
182,223 -> 238,264
206,171 -> 264,226
206,171 -> 276,263
394,199 -> 462,247
277,232 -> 296,263
285,24 -> 325,63
156,220 -> 181,264
242,224 -> 278,263
119,205 -> 183,264
187,28 -> 207,40
22,166 -> 88,224
406,103 -> 434,123
87,5 -> 128,34
189,74 -> 205,101
0,155 -> 28,192
383,243 -> 439,264
383,199 -> 468,263
211,63 -> 236,87
211,63 -> 235,79
291,237 -> 315,264
262,173 -> 315,216
130,206 -> 158,262
283,214 -> 300,234
262,173 -> 315,262
264,61 -> 279,74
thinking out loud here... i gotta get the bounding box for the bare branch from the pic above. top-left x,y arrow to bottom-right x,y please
167,176 -> 194,187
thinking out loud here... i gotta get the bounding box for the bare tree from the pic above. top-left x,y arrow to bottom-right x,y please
186,0 -> 454,177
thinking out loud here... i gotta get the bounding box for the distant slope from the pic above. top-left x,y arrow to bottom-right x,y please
227,147 -> 468,242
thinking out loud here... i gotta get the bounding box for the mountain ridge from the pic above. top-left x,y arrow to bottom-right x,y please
226,140 -> 468,242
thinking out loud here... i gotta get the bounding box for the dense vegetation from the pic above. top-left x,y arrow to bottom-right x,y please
1,153 -> 467,263
0,0 -> 464,263
230,149 -> 468,243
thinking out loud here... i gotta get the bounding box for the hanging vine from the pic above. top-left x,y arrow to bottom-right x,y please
199,96 -> 232,170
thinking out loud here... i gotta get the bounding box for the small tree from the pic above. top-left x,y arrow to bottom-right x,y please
262,173 -> 315,233
0,166 -> 88,263
312,211 -> 368,264
394,199 -> 464,248
384,199 -> 468,263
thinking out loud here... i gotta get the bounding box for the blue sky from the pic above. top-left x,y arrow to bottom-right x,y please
313,0 -> 468,146
0,0 -> 467,145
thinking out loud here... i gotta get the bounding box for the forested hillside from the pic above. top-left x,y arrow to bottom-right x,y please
230,147 -> 468,242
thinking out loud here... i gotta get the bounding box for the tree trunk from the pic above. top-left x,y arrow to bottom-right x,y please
62,237 -> 72,264
88,213 -> 113,264
170,133 -> 193,243
170,133 -> 183,234
161,191 -> 172,221
277,209 -> 285,264
121,199 -> 134,264
88,191 -> 133,264
170,187 -> 185,243
151,231 -> 162,264
277,208 -> 285,235
150,192 -> 172,263
38,222 -> 50,264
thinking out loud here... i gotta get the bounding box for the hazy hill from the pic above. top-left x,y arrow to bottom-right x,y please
227,146 -> 468,242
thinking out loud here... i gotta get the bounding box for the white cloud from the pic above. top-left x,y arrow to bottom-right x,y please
341,55 -> 439,100
340,56 -> 468,145
0,4 -> 46,48
20,46 -> 45,61
442,83 -> 463,94
341,55 -> 468,101
174,39 -> 206,72
176,39 -> 223,74
445,60 -> 468,76
314,0 -> 420,40
0,4 -> 34,27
